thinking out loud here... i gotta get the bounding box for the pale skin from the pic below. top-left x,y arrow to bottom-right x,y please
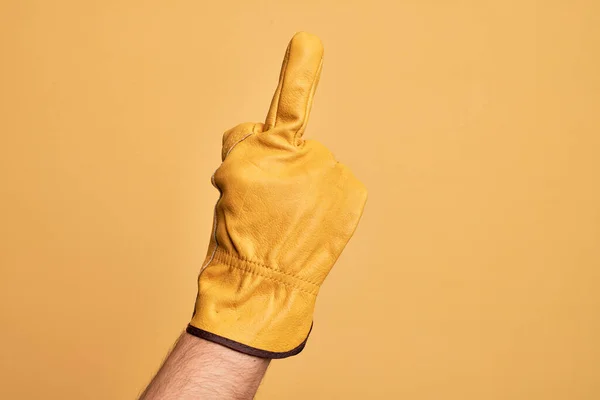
140,332 -> 270,400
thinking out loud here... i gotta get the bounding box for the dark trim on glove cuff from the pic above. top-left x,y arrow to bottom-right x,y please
185,324 -> 312,359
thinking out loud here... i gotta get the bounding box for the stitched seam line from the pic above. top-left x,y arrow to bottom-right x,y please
224,130 -> 254,159
198,172 -> 221,275
216,255 -> 318,296
294,56 -> 323,145
212,252 -> 318,295
273,45 -> 291,128
214,250 -> 320,287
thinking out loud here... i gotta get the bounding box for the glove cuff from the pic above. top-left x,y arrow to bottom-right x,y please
188,248 -> 317,358
186,323 -> 311,359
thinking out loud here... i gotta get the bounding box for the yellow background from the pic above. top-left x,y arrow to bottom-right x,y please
1,1 -> 599,399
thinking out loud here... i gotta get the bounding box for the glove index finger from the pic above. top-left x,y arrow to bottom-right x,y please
264,32 -> 324,144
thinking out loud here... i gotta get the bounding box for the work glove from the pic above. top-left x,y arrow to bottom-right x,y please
187,32 -> 367,358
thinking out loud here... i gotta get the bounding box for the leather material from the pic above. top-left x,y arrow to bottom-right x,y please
189,32 -> 367,357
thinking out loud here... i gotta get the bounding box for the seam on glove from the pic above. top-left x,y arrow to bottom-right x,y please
198,173 -> 221,275
211,251 -> 319,295
214,249 -> 321,286
224,124 -> 258,159
224,132 -> 252,159
272,45 -> 291,129
294,56 -> 323,145
201,123 -> 260,276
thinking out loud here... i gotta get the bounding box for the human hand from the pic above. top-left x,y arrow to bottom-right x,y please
187,32 -> 367,358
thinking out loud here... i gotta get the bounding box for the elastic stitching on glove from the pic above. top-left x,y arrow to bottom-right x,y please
212,251 -> 319,295
214,250 -> 321,287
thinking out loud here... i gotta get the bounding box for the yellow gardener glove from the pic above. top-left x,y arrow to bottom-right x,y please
187,32 -> 367,358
